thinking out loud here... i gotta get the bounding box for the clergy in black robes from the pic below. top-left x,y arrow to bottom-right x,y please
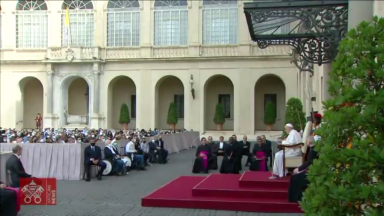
231,135 -> 243,172
220,137 -> 240,174
288,136 -> 318,202
240,135 -> 252,166
207,136 -> 218,170
249,137 -> 269,171
0,182 -> 18,216
192,137 -> 212,174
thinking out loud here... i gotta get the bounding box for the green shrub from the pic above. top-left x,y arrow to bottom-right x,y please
118,103 -> 130,124
167,102 -> 178,125
213,103 -> 226,124
264,101 -> 276,125
301,16 -> 384,215
283,98 -> 306,136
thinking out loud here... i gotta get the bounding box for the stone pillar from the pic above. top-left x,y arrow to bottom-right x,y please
92,65 -> 100,114
89,63 -> 103,128
322,1 -> 373,101
44,64 -> 59,128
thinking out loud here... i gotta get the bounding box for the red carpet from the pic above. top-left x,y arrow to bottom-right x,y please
142,171 -> 302,213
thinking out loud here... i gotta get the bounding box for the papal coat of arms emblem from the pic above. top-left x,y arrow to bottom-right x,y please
21,180 -> 45,204
66,48 -> 74,61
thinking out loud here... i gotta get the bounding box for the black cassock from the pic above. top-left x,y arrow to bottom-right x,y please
0,188 -> 17,216
192,144 -> 212,173
288,146 -> 318,202
219,143 -> 240,174
249,144 -> 269,171
207,143 -> 218,170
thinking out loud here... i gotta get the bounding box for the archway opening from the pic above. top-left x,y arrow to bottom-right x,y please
204,75 -> 234,131
107,76 -> 137,129
18,77 -> 44,129
61,76 -> 90,126
68,78 -> 88,115
155,76 -> 184,130
254,74 -> 286,131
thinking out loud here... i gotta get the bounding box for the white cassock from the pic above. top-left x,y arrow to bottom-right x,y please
273,129 -> 302,177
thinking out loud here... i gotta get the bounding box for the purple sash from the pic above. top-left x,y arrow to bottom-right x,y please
255,151 -> 266,171
6,187 -> 20,213
200,151 -> 208,169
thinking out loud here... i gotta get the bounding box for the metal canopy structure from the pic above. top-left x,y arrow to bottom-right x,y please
244,0 -> 349,68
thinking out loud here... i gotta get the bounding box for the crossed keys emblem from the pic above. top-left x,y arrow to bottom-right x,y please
21,180 -> 45,204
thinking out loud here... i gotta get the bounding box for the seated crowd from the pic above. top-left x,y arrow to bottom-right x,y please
0,127 -> 187,144
0,128 -> 177,215
83,134 -> 170,182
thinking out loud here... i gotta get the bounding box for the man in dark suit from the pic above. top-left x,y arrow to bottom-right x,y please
155,136 -> 168,164
209,136 -> 227,170
84,138 -> 107,181
261,135 -> 273,167
240,135 -> 252,167
6,145 -> 31,188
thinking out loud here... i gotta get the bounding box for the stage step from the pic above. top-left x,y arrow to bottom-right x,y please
142,175 -> 302,213
192,174 -> 287,199
239,171 -> 290,189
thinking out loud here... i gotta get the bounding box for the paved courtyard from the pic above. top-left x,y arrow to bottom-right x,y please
20,148 -> 302,216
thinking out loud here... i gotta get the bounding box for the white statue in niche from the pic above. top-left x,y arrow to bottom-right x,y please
63,107 -> 68,125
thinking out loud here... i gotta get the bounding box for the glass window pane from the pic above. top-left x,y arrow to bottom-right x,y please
61,12 -> 94,47
202,5 -> 238,45
154,8 -> 188,46
16,14 -> 48,48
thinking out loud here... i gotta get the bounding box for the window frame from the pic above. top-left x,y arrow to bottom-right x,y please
15,1 -> 49,49
153,0 -> 188,46
218,94 -> 231,119
131,95 -> 137,119
61,0 -> 94,47
174,94 -> 184,119
202,0 -> 238,45
106,0 -> 140,47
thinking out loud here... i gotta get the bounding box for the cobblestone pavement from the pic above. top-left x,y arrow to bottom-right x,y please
20,148 -> 303,216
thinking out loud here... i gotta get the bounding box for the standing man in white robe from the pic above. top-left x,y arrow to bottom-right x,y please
270,123 -> 302,179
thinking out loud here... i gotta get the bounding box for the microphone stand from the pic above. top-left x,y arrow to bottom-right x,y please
269,144 -> 275,178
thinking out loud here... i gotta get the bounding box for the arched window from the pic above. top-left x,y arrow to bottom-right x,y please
61,0 -> 94,47
16,0 -> 48,48
107,0 -> 140,47
202,0 -> 237,45
154,0 -> 188,46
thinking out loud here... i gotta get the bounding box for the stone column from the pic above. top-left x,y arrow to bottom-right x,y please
89,63 -> 103,128
46,71 -> 54,114
44,64 -> 58,128
92,68 -> 100,114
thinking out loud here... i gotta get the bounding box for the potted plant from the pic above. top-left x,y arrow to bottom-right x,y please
213,103 -> 225,131
264,101 -> 276,131
167,102 -> 178,130
283,97 -> 306,136
119,103 -> 130,130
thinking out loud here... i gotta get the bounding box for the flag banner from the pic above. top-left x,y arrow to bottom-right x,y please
20,178 -> 57,205
65,6 -> 71,46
